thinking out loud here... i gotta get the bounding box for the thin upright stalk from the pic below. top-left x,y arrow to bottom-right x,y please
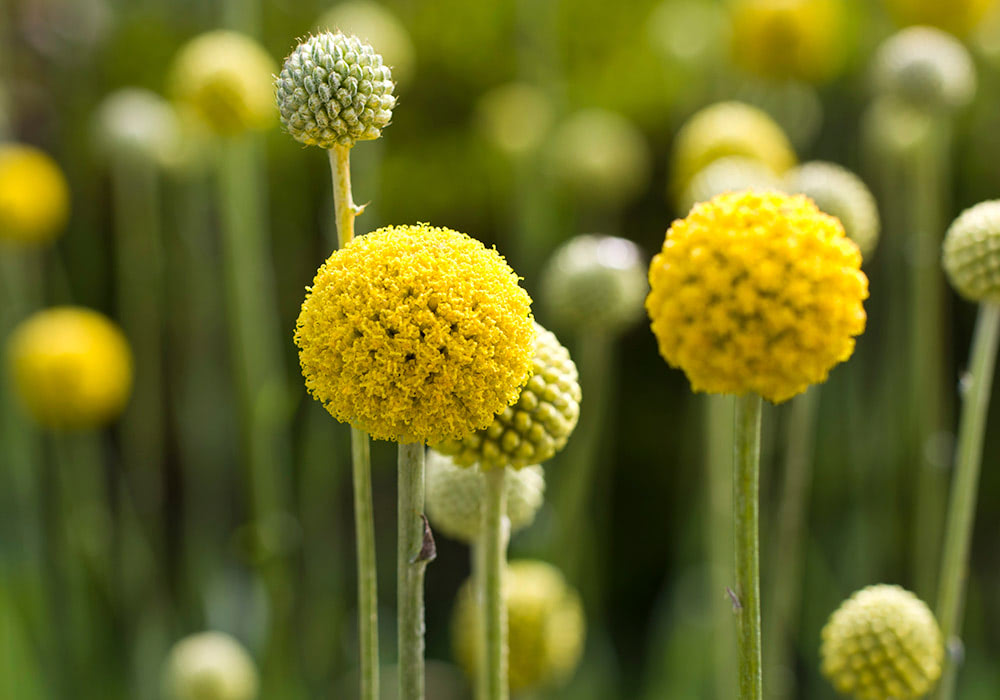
481,468 -> 509,700
398,443 -> 431,700
933,303 -> 1000,700
328,144 -> 380,700
734,394 -> 763,700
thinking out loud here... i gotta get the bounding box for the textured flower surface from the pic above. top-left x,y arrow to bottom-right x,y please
942,200 -> 1000,303
276,32 -> 395,148
0,143 -> 70,245
295,224 -> 534,444
432,323 -> 580,469
425,451 -> 545,543
821,584 -> 943,700
646,190 -> 868,403
162,631 -> 258,700
871,26 -> 976,112
169,30 -> 277,136
452,560 -> 585,694
7,307 -> 133,430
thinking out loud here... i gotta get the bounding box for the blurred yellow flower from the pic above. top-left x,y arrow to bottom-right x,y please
169,30 -> 277,136
295,224 -> 535,444
821,584 -> 943,700
0,143 -> 70,245
7,307 -> 133,430
646,190 -> 868,403
452,560 -> 585,694
162,631 -> 258,700
883,0 -> 995,37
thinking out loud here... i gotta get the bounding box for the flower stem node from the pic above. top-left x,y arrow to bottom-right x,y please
432,323 -> 580,469
646,190 -> 868,403
942,200 -> 1000,303
276,31 -> 396,149
452,560 -> 585,694
162,631 -> 259,700
425,451 -> 545,543
871,27 -> 976,113
0,143 -> 70,245
820,584 -> 943,700
295,224 -> 534,445
7,307 -> 133,431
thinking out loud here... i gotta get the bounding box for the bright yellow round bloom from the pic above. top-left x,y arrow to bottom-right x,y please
646,190 -> 868,403
452,560 -> 585,694
7,307 -> 133,430
883,0 -> 995,37
730,0 -> 846,83
169,30 -> 277,136
295,224 -> 535,444
0,143 -> 70,245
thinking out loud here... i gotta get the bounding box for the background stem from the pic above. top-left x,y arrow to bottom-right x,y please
481,468 -> 509,700
398,443 -> 429,700
734,394 -> 763,700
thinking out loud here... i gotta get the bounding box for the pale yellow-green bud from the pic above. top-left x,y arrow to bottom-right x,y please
93,88 -> 183,168
425,451 -> 545,543
476,82 -> 555,157
276,32 -> 396,149
943,200 -> 1000,303
316,1 -> 415,87
871,26 -> 976,113
679,155 -> 782,214
820,584 -> 943,700
162,631 -> 259,700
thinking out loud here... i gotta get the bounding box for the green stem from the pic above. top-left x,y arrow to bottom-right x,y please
328,144 -> 380,700
733,393 -> 763,700
398,443 -> 430,700
933,303 -> 1000,700
481,468 -> 509,700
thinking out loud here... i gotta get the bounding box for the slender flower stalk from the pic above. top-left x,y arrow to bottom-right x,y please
733,394 -> 763,700
480,467 -> 509,700
398,443 -> 431,700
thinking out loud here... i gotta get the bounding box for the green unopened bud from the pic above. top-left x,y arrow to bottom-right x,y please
93,88 -> 183,168
943,200 -> 1000,303
316,1 -> 415,87
784,161 -> 880,261
276,32 -> 396,149
432,323 -> 580,470
680,156 -> 782,214
820,584 -> 943,700
425,451 -> 545,543
871,26 -> 976,112
162,631 -> 259,700
541,234 -> 648,334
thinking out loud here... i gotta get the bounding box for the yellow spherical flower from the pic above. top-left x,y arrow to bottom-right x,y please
295,224 -> 534,444
730,0 -> 846,83
883,0 -> 995,37
7,307 -> 133,430
162,631 -> 259,700
0,143 -> 70,245
821,584 -> 943,700
169,30 -> 277,136
646,190 -> 868,403
452,560 -> 585,694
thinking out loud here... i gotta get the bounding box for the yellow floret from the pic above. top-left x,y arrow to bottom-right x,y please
294,224 -> 535,444
0,143 -> 70,245
646,190 -> 868,403
7,307 -> 133,430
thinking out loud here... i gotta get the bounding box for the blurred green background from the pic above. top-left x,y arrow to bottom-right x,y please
3,0 -> 1000,698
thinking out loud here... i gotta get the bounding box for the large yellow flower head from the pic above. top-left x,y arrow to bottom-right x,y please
169,30 -> 277,137
0,143 -> 70,245
646,190 -> 868,403
161,631 -> 259,700
730,0 -> 846,83
820,584 -> 943,700
295,224 -> 535,444
883,0 -> 995,37
452,560 -> 585,694
6,307 -> 133,430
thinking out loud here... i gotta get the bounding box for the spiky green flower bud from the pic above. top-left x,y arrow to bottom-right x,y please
943,200 -> 1000,303
162,631 -> 259,700
541,235 -> 647,334
432,323 -> 580,470
871,26 -> 976,112
820,584 -> 943,700
425,451 -> 545,543
276,32 -> 396,149
679,155 -> 782,214
785,161 -> 880,261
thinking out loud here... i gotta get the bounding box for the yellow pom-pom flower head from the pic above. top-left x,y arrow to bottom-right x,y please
820,584 -> 943,700
169,30 -> 277,137
7,307 -> 133,430
432,323 -> 580,470
942,200 -> 1000,303
425,451 -> 545,543
276,32 -> 396,149
162,631 -> 259,700
0,143 -> 70,245
295,224 -> 534,444
452,560 -> 585,694
646,190 -> 868,403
